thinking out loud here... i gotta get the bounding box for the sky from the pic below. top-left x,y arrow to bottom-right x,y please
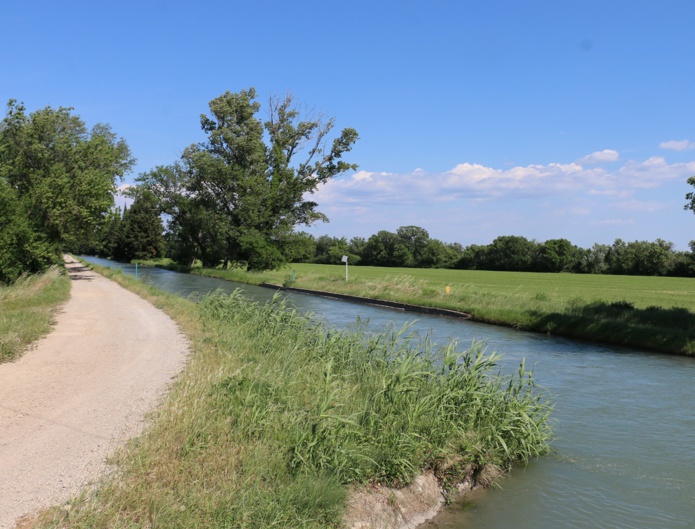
3,0 -> 695,250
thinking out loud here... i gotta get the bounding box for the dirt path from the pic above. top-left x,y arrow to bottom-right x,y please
0,256 -> 189,528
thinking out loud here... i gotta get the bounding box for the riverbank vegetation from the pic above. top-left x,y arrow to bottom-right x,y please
135,260 -> 695,355
34,262 -> 552,528
0,266 -> 70,363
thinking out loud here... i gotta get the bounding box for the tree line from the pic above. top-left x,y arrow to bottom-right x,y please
89,208 -> 695,277
0,89 -> 358,282
289,229 -> 695,277
3,90 -> 695,284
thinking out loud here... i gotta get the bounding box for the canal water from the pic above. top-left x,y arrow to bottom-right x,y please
82,257 -> 695,529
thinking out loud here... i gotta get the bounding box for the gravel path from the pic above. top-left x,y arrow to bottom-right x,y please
0,256 -> 189,528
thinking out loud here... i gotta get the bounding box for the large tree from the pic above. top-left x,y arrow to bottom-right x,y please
0,178 -> 55,283
139,89 -> 358,270
112,189 -> 165,261
0,100 -> 134,281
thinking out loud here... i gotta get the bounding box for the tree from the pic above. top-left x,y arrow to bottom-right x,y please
348,236 -> 367,259
485,235 -> 537,271
605,238 -> 675,276
0,100 -> 134,281
455,244 -> 488,270
419,239 -> 461,268
0,179 -> 55,283
136,164 -> 226,267
534,238 -> 579,272
361,230 -> 409,267
279,231 -> 316,263
139,89 -> 358,270
98,207 -> 124,258
576,243 -> 609,274
395,226 -> 430,267
113,189 -> 165,261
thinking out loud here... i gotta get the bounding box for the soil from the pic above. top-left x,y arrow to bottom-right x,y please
0,256 -> 189,529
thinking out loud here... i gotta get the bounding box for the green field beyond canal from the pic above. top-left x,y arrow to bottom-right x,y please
146,261 -> 695,355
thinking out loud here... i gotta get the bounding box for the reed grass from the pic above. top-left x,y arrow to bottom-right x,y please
0,266 -> 70,363
37,262 -> 552,528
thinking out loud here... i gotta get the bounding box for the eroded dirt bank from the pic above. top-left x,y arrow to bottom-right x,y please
0,257 -> 189,528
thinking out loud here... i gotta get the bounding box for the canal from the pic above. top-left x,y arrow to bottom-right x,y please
82,257 -> 695,529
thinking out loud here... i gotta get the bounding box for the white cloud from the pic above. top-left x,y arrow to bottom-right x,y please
351,170 -> 374,182
304,151 -> 695,249
578,149 -> 620,164
314,155 -> 694,211
615,157 -> 695,187
305,154 -> 695,248
659,140 -> 695,151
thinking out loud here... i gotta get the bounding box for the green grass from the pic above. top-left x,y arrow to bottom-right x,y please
36,260 -> 553,528
139,260 -> 695,355
0,266 -> 71,363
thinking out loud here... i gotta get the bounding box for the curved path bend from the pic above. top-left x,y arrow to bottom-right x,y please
0,256 -> 189,528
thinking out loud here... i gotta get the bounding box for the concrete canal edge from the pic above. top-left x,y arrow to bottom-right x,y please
343,465 -> 504,529
258,283 -> 471,320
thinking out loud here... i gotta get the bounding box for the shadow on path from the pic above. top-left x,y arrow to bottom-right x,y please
68,265 -> 94,281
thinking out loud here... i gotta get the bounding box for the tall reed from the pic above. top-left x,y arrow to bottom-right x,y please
199,290 -> 553,486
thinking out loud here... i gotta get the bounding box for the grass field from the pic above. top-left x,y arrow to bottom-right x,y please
142,262 -> 695,355
37,260 -> 553,528
0,266 -> 70,363
208,263 -> 695,310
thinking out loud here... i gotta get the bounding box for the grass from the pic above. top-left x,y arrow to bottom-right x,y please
35,260 -> 553,528
0,266 -> 70,363
136,260 -> 695,355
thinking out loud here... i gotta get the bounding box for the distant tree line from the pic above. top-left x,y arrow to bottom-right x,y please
287,228 -> 695,277
86,209 -> 695,278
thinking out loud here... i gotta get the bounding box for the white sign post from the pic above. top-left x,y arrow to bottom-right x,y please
341,255 -> 348,282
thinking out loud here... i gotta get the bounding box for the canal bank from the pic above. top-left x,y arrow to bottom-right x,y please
55,257 -> 551,529
80,257 -> 695,529
139,260 -> 695,355
259,283 -> 471,319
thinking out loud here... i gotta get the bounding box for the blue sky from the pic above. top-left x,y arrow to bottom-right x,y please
3,1 -> 695,249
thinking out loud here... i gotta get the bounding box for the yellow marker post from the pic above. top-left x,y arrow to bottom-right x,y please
445,286 -> 451,295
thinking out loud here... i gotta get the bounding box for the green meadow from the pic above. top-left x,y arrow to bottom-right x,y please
164,262 -> 695,355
